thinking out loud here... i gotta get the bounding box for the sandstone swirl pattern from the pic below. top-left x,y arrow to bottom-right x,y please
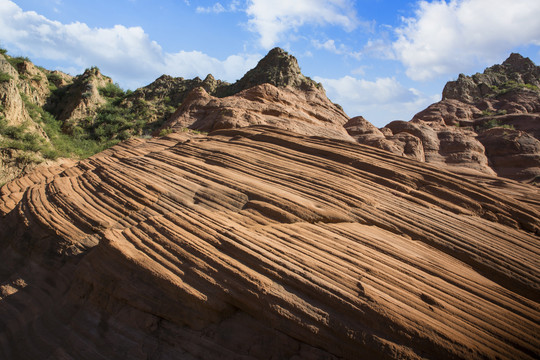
0,126 -> 539,359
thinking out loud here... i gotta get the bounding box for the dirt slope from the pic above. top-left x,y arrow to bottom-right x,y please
0,126 -> 538,359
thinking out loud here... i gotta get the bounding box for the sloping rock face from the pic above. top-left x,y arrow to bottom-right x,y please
0,126 -> 538,359
163,84 -> 352,140
353,54 -> 540,181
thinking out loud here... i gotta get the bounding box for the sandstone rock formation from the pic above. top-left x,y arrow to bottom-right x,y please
0,126 -> 538,359
352,54 -> 540,182
161,48 -> 350,140
164,84 -> 352,140
220,47 -> 323,96
0,54 -> 59,185
0,54 -> 36,129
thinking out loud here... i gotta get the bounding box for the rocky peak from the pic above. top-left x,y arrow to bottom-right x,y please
50,66 -> 112,122
443,53 -> 540,103
222,48 -> 322,96
501,53 -> 536,73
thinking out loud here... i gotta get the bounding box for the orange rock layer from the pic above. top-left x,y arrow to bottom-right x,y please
0,126 -> 538,359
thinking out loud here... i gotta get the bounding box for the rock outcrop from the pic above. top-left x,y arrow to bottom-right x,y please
0,126 -> 538,359
121,74 -> 230,125
220,47 -> 323,96
161,48 -> 350,140
163,84 -> 352,140
351,54 -> 540,182
0,54 -> 35,128
49,67 -> 113,124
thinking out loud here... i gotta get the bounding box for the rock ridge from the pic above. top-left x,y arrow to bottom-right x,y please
350,53 -> 540,183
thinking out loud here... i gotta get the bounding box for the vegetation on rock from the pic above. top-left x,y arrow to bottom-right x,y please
0,47 -> 329,185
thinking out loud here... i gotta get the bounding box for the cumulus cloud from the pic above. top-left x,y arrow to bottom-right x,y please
393,0 -> 540,81
315,75 -> 437,126
196,3 -> 226,14
196,1 -> 242,14
0,0 -> 259,88
246,0 -> 358,48
312,39 -> 361,59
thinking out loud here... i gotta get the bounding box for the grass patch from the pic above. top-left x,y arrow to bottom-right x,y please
18,93 -> 118,159
6,56 -> 30,70
98,82 -> 125,99
158,128 -> 173,137
491,80 -> 540,96
476,118 -> 515,131
0,71 -> 11,83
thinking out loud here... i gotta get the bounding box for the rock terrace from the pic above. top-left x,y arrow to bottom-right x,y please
0,126 -> 538,359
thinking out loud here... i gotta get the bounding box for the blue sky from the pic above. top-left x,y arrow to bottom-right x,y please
0,0 -> 539,126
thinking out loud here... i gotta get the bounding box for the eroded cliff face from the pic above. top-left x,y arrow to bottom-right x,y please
350,54 -> 540,182
0,126 -> 538,360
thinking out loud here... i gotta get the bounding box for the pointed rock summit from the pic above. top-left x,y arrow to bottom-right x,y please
222,47 -> 322,96
442,53 -> 540,103
161,47 -> 349,138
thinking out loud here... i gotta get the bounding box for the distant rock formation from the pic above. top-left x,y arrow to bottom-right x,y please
0,126 -> 538,359
351,53 -> 540,182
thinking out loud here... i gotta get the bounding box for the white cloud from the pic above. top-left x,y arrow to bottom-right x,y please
315,75 -> 437,126
0,0 -> 259,88
246,0 -> 358,48
393,0 -> 540,81
164,51 -> 261,83
196,1 -> 241,14
361,38 -> 395,60
312,39 -> 361,59
196,3 -> 226,14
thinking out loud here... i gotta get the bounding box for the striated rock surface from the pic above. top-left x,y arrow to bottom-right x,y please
0,126 -> 539,359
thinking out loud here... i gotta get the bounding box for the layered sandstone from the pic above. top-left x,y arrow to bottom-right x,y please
0,126 -> 538,359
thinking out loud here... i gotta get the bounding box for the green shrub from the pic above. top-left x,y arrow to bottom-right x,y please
7,56 -> 30,69
0,71 -> 11,82
47,73 -> 63,83
492,80 -> 540,96
0,48 -> 7,55
159,128 -> 173,136
99,82 -> 125,98
524,83 -> 539,91
477,118 -> 515,130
